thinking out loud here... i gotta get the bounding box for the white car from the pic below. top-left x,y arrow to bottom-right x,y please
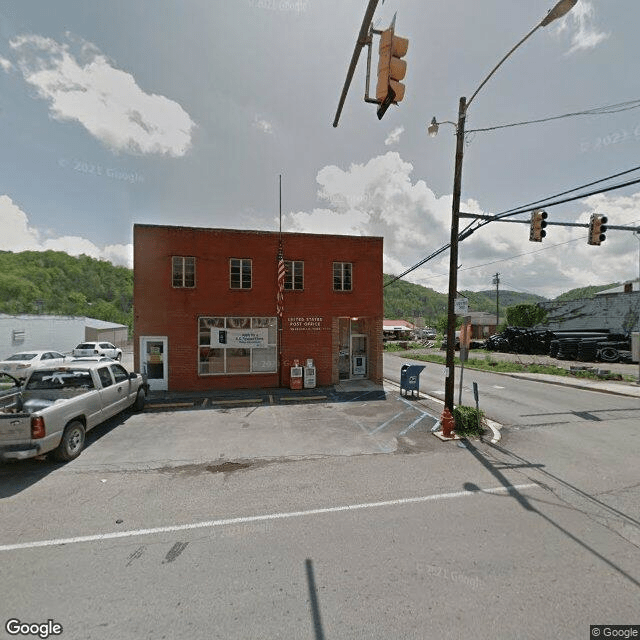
72,342 -> 123,360
0,350 -> 68,380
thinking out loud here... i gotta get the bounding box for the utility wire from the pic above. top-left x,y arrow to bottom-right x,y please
385,168 -> 640,287
490,175 -> 640,221
466,98 -> 640,134
490,165 -> 640,219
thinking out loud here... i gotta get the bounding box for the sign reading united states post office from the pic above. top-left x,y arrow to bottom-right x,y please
210,328 -> 269,348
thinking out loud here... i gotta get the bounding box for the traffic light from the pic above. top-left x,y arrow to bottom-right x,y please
529,209 -> 548,242
588,213 -> 607,245
376,26 -> 408,120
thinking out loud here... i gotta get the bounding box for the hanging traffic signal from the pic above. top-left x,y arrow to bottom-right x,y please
529,209 -> 548,242
588,213 -> 608,245
376,26 -> 408,120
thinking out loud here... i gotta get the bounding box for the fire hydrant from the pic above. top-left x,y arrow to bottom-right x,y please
440,407 -> 455,438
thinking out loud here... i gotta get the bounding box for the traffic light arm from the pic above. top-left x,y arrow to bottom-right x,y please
332,0 -> 381,127
459,212 -> 640,232
363,28 -> 384,104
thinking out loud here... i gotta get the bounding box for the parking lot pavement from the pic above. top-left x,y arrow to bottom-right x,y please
64,381 -> 440,472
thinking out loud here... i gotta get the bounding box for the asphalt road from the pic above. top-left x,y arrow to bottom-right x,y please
1,355 -> 639,639
384,352 -> 640,432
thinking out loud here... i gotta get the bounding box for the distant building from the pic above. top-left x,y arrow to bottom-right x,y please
383,319 -> 415,341
84,318 -> 129,345
467,312 -> 498,339
0,314 -> 127,356
133,224 -> 384,392
540,283 -> 640,334
593,279 -> 640,295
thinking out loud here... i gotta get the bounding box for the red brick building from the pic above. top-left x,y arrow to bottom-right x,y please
133,224 -> 384,391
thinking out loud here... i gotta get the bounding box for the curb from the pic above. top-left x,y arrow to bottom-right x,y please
501,372 -> 640,399
383,377 -> 503,444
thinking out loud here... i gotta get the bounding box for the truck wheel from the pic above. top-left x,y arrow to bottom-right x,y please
133,388 -> 146,411
52,421 -> 86,462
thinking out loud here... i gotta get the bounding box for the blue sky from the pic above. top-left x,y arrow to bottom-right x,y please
1,0 -> 638,298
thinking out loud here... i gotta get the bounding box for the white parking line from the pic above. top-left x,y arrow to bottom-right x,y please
0,483 -> 538,552
369,409 -> 410,434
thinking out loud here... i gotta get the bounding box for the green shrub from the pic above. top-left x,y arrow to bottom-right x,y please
452,405 -> 485,437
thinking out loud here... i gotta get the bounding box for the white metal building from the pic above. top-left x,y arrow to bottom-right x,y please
0,314 -> 128,357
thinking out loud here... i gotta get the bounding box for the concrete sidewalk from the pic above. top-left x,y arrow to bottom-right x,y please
500,370 -> 640,398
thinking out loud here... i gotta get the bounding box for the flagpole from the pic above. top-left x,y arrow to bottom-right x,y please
277,174 -> 284,387
279,174 -> 282,235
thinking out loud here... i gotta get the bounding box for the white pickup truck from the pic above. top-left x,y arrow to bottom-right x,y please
0,361 -> 147,462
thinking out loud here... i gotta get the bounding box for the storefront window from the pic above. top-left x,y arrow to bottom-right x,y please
198,316 -> 277,375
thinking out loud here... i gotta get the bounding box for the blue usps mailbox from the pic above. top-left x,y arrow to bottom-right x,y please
400,364 -> 425,398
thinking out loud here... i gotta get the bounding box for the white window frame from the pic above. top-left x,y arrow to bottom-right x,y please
333,262 -> 352,291
172,256 -> 196,288
284,260 -> 304,290
198,316 -> 277,375
230,258 -> 252,290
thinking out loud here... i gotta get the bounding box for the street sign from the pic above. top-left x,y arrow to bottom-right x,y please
454,297 -> 468,315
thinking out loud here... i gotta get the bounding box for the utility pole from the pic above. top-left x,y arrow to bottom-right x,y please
443,96 -> 467,414
492,273 -> 500,327
430,0 -> 579,416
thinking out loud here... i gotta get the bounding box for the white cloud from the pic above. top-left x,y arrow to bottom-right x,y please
9,33 -> 195,156
282,152 -> 640,299
384,126 -> 404,146
252,116 -> 274,134
555,1 -> 609,54
0,56 -> 12,72
0,195 -> 133,267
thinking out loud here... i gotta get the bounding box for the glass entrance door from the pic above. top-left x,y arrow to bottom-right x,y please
351,334 -> 367,377
140,336 -> 168,391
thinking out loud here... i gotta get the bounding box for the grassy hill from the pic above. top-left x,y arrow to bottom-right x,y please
383,274 -> 548,322
552,284 -> 620,301
0,253 -> 625,336
0,250 -> 133,333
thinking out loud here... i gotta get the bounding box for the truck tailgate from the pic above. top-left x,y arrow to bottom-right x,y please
0,414 -> 32,442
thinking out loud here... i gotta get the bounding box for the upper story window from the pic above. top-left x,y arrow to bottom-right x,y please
333,262 -> 352,291
285,260 -> 304,290
172,256 -> 195,288
230,258 -> 252,289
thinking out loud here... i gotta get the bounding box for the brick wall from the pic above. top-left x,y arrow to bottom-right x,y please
134,224 -> 383,391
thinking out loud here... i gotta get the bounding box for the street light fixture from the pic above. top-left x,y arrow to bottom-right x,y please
432,0 -> 578,421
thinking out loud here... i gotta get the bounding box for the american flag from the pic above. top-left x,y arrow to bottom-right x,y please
276,245 -> 285,317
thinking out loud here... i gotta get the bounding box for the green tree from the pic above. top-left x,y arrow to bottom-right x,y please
506,303 -> 547,327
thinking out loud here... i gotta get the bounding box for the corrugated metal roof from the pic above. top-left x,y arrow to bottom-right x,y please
84,317 -> 128,330
383,319 -> 415,330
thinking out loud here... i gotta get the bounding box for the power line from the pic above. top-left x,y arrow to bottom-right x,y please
466,98 -> 640,134
491,165 -> 640,219
385,167 -> 640,287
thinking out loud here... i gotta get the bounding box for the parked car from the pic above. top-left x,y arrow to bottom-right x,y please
0,361 -> 147,462
421,328 -> 437,340
0,350 -> 68,380
72,342 -> 122,360
69,356 -> 114,363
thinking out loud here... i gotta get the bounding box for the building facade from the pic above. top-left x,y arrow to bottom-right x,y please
539,288 -> 640,334
133,224 -> 384,391
0,314 -> 86,356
